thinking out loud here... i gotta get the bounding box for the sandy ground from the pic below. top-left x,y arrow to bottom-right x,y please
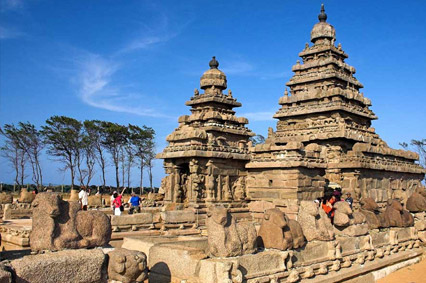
377,258 -> 426,283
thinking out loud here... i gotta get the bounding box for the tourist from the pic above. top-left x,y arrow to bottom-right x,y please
333,189 -> 342,202
78,186 -> 89,211
110,191 -> 117,211
322,194 -> 336,222
112,187 -> 127,216
345,192 -> 353,209
128,192 -> 141,214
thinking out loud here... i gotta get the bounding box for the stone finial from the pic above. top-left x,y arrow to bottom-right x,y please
209,56 -> 219,69
338,43 -> 342,50
296,60 -> 300,65
305,43 -> 309,50
284,88 -> 289,96
194,88 -> 199,96
228,89 -> 233,97
318,4 -> 327,22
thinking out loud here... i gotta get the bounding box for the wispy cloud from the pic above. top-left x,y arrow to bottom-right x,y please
117,14 -> 188,55
76,54 -> 171,118
222,60 -> 255,75
241,111 -> 276,122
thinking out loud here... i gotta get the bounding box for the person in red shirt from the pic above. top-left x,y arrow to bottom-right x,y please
112,187 -> 127,216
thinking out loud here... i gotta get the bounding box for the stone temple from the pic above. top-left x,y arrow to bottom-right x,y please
1,5 -> 426,283
157,57 -> 254,205
158,5 -> 425,209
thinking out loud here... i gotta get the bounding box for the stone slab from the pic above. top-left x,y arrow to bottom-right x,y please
11,248 -> 107,283
111,213 -> 153,226
160,211 -> 196,224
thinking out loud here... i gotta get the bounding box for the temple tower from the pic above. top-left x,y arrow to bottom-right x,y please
246,5 -> 425,205
157,57 -> 254,205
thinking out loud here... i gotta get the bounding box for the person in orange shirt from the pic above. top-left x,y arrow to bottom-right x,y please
322,194 -> 336,223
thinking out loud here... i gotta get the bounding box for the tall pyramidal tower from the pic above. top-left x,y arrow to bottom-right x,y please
157,57 -> 254,205
246,5 -> 425,206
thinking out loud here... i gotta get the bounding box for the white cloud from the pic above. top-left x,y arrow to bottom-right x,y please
76,54 -> 170,118
120,33 -> 178,54
241,111 -> 276,122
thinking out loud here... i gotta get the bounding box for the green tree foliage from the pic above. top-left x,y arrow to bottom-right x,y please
100,122 -> 129,189
0,124 -> 27,188
41,116 -> 83,189
18,122 -> 44,189
2,117 -> 156,190
128,125 -> 155,194
83,120 -> 108,189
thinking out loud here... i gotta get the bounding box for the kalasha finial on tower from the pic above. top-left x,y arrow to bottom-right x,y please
318,4 -> 327,22
209,56 -> 219,69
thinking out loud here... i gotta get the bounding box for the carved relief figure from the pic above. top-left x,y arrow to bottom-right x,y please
233,176 -> 246,201
223,175 -> 232,201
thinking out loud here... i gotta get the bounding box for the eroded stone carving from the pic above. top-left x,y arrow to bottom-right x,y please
30,193 -> 111,252
258,208 -> 305,250
384,199 -> 414,227
207,206 -> 257,257
107,248 -> 148,283
297,201 -> 334,241
406,192 -> 426,212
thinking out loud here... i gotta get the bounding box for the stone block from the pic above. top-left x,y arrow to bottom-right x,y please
294,241 -> 332,263
2,204 -> 12,221
248,200 -> 275,213
334,224 -> 368,237
149,244 -> 206,280
370,231 -> 389,247
111,213 -> 153,226
88,195 -> 102,207
414,219 -> 426,231
11,249 -> 107,283
160,210 -> 196,223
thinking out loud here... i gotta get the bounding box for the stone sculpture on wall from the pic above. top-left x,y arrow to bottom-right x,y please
359,197 -> 384,229
258,208 -> 305,250
107,248 -> 148,283
206,206 -> 257,257
233,176 -> 246,201
333,201 -> 368,236
30,193 -> 111,252
297,201 -> 335,241
384,199 -> 414,227
406,192 -> 426,212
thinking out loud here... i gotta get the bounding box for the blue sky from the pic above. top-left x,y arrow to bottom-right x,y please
1,0 -> 425,187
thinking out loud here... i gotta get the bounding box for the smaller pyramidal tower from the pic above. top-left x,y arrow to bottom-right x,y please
157,57 -> 254,204
246,5 -> 425,205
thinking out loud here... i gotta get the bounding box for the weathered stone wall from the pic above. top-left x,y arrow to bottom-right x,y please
247,168 -> 325,201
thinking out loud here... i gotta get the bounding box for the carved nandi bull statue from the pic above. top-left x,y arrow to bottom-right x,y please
207,206 -> 257,257
30,193 -> 111,252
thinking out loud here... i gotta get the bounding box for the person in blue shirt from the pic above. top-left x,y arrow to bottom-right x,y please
128,192 -> 141,214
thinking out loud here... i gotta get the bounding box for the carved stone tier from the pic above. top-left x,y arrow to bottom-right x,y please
246,5 -> 426,203
158,57 -> 254,205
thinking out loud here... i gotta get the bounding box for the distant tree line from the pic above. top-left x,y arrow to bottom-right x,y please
0,116 -> 156,193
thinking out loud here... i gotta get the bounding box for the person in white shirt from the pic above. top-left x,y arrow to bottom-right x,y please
78,187 -> 90,211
